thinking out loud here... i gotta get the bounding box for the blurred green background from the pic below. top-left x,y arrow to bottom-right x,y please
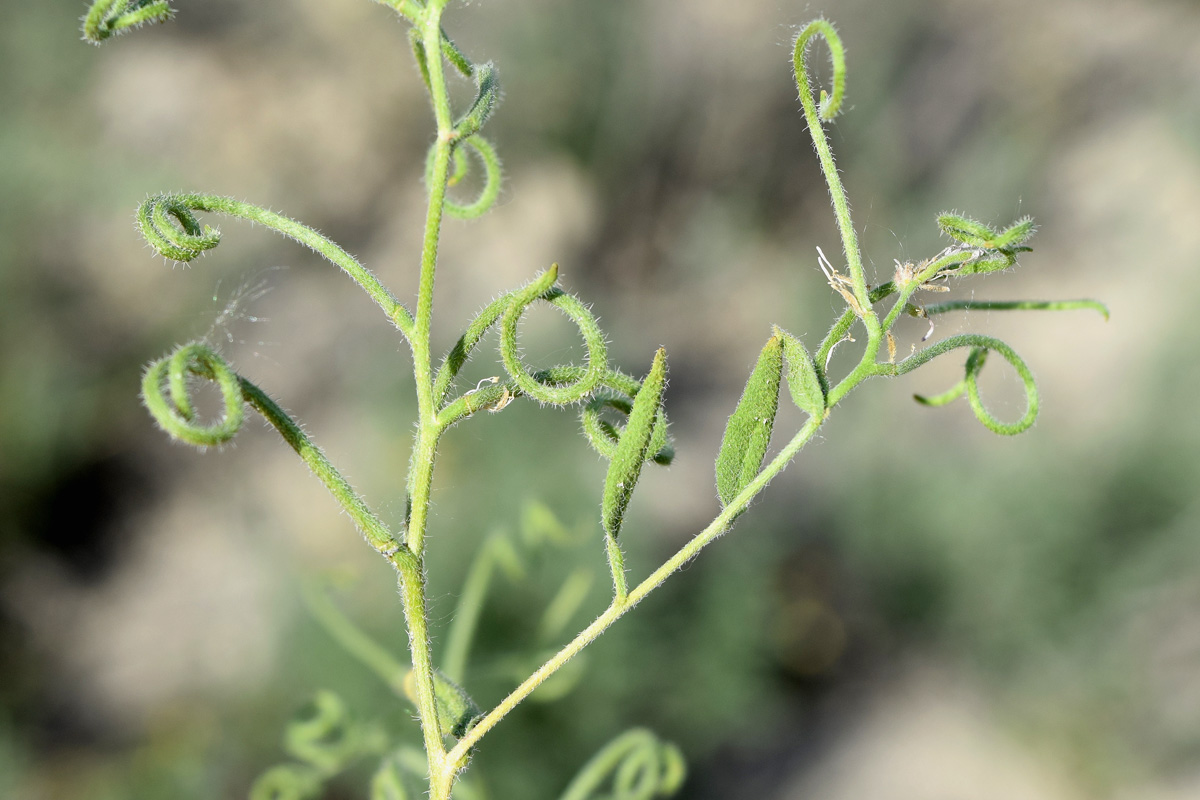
2,0 -> 1198,797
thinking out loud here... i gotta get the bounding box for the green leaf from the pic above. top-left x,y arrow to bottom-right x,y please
602,349 -> 668,540
936,212 -> 996,248
404,670 -> 482,739
938,212 -> 1036,252
956,248 -> 1019,276
716,336 -> 783,508
83,0 -> 173,45
453,62 -> 500,140
581,389 -> 673,465
776,327 -> 824,418
992,216 -> 1036,249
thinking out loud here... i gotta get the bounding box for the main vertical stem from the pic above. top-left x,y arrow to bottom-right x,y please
404,5 -> 460,799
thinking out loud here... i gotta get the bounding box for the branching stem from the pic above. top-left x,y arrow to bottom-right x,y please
104,4 -> 1108,798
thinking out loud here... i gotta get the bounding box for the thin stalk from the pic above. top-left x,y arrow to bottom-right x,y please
922,298 -> 1110,320
239,377 -> 416,571
605,536 -> 629,602
793,21 -> 877,335
137,193 -> 413,337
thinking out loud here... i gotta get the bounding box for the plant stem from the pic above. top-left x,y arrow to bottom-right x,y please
793,21 -> 875,333
405,6 -> 462,797
399,564 -> 448,781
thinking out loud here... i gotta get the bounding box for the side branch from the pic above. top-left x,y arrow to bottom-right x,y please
141,342 -> 415,571
922,298 -> 1110,320
792,20 -> 875,329
138,194 -> 414,337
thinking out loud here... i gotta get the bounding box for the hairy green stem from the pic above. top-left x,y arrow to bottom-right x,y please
606,536 -> 629,602
878,250 -> 971,332
138,193 -> 413,337
239,377 -> 416,572
922,298 -> 1110,320
399,566 -> 448,782
404,4 -> 463,796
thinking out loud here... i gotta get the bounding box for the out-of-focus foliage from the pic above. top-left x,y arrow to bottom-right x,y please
2,0 -> 1198,798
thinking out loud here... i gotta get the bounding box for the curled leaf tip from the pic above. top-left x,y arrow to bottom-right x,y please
896,335 -> 1038,435
138,194 -> 221,263
499,269 -> 608,405
428,135 -> 503,219
794,19 -> 847,122
142,342 -> 245,447
453,61 -> 501,141
937,211 -> 1037,251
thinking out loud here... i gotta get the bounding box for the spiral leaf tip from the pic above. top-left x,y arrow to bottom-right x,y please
142,342 -> 245,447
899,336 -> 1038,435
138,194 -> 222,263
794,19 -> 847,122
499,266 -> 608,406
429,135 -> 503,220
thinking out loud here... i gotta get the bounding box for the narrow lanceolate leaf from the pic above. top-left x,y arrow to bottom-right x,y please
716,336 -> 783,508
936,212 -> 996,248
776,327 -> 824,418
602,348 -> 668,540
453,61 -> 500,140
992,216 -> 1036,249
